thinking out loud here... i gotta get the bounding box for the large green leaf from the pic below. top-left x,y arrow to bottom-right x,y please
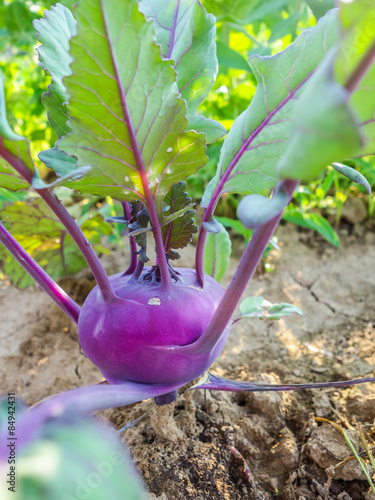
58,0 -> 207,220
34,4 -> 77,139
277,1 -> 375,181
0,200 -> 112,288
202,10 -> 339,207
204,222 -> 231,283
139,0 -> 226,143
276,54 -> 362,181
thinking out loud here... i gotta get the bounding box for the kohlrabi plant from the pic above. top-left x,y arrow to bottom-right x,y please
1,0 -> 375,497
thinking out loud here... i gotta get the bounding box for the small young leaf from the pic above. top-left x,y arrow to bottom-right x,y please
202,217 -> 222,233
57,0 -> 207,218
237,187 -> 289,229
283,210 -> 340,247
38,148 -> 77,177
34,4 -> 77,139
161,182 -> 198,258
234,296 -> 303,322
204,223 -> 231,283
128,208 -> 150,263
332,163 -> 371,194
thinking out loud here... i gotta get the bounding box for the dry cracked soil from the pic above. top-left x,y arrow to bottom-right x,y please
1,221 -> 375,500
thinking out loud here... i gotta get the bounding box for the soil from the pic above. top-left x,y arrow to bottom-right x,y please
1,221 -> 375,500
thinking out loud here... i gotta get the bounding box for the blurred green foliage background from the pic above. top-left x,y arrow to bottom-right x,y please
0,0 -> 374,278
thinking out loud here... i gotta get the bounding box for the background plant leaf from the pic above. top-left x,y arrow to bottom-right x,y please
57,0 -> 207,220
139,0 -> 226,144
0,199 -> 112,288
203,222 -> 231,282
0,72 -> 35,190
282,209 -> 339,246
332,162 -> 371,195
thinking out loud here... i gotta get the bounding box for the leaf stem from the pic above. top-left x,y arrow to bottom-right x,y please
0,222 -> 80,324
195,179 -> 298,352
195,72 -> 314,285
121,202 -> 138,275
344,38 -> 375,94
0,142 -> 115,300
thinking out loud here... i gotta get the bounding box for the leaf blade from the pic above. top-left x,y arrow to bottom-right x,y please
57,0 -> 207,216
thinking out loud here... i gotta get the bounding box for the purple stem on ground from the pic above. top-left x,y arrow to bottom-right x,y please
0,222 -> 80,324
194,373 -> 375,392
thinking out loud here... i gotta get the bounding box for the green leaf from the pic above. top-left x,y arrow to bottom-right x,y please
235,296 -> 303,322
237,187 -> 290,229
57,0 -> 207,220
161,181 -> 198,258
278,1 -> 375,182
5,414 -> 148,500
38,148 -> 77,177
204,222 -> 231,283
202,10 -> 339,207
0,200 -> 112,288
336,0 -> 375,156
306,0 -> 335,20
283,209 -> 340,246
332,162 -> 371,194
186,114 -> 226,145
215,215 -> 252,242
217,42 -> 250,71
5,1 -> 34,40
277,53 -> 363,181
34,4 -> 77,139
128,208 -> 150,263
268,12 -> 300,43
139,0 -> 226,144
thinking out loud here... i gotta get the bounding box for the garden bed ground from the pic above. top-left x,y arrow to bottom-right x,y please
1,221 -> 375,499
